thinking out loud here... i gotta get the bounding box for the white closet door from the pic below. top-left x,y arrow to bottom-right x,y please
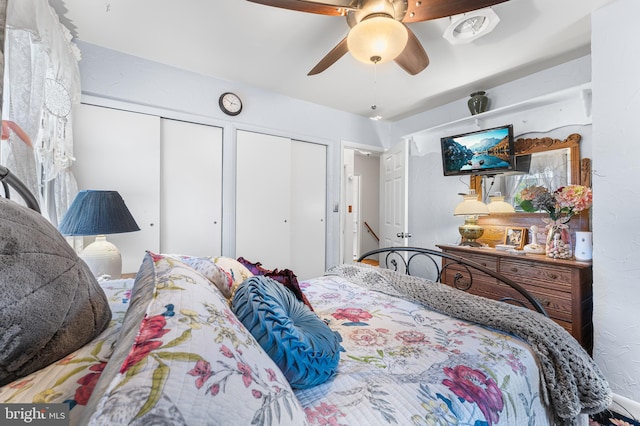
291,140 -> 326,279
72,104 -> 161,274
160,119 -> 222,256
236,130 -> 291,270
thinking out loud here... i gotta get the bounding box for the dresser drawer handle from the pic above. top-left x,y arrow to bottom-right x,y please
510,267 -> 518,273
549,274 -> 559,280
480,262 -> 487,267
540,299 -> 551,307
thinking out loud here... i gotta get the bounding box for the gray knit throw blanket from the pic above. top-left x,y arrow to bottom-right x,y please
326,263 -> 611,426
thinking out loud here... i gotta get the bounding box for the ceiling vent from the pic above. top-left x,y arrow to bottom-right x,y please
443,8 -> 500,45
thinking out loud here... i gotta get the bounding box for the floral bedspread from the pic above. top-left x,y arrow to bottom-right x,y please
1,272 -> 556,426
296,274 -> 554,426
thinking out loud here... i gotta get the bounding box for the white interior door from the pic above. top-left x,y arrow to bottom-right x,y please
160,119 -> 222,256
380,140 -> 409,248
72,104 -> 161,274
290,140 -> 326,279
236,130 -> 291,270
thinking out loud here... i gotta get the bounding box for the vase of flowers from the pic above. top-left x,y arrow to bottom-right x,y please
518,185 -> 593,259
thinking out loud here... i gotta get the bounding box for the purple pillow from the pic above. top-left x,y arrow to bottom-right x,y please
236,257 -> 314,311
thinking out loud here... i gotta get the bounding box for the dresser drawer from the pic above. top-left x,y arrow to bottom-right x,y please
442,268 -> 496,293
444,253 -> 498,271
452,278 -> 572,321
499,259 -> 573,291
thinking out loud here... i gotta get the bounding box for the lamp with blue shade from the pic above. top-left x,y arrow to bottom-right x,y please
58,190 -> 140,279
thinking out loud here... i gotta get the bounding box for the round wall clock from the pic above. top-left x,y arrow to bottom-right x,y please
219,92 -> 243,116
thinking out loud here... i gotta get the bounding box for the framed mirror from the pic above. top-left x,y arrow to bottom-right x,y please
471,133 -> 586,208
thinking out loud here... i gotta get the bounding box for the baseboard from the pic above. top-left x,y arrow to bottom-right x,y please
611,393 -> 640,421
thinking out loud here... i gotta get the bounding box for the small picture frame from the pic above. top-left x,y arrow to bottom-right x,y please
503,227 -> 527,250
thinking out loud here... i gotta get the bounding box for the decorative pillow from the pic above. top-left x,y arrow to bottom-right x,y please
231,276 -> 343,389
212,256 -> 253,296
237,257 -> 313,311
81,252 -> 307,426
165,254 -> 234,298
0,198 -> 111,387
0,278 -> 135,425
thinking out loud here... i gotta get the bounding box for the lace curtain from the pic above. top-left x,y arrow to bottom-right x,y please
502,150 -> 569,206
1,0 -> 80,224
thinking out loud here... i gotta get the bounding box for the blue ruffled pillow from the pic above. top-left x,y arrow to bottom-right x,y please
231,276 -> 343,389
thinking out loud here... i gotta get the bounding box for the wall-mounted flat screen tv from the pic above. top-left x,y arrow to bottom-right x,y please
440,124 -> 515,176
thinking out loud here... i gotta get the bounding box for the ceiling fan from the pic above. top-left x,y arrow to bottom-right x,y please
246,0 -> 509,76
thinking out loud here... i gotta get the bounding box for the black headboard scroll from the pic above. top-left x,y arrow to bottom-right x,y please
358,246 -> 548,317
0,165 -> 40,213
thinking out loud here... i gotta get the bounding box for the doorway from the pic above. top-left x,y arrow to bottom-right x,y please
341,145 -> 382,264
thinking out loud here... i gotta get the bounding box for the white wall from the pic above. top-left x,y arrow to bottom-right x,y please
75,41 -> 388,268
591,0 -> 640,415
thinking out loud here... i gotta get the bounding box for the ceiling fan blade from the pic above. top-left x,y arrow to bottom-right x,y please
308,36 -> 349,75
246,0 -> 356,16
403,0 -> 509,23
394,26 -> 429,75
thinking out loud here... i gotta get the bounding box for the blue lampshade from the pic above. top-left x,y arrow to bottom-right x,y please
58,190 -> 140,279
58,190 -> 140,236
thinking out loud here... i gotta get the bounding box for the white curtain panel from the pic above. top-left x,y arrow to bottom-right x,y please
2,0 -> 80,223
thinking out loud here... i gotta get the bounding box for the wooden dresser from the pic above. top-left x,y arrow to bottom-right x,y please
437,244 -> 593,353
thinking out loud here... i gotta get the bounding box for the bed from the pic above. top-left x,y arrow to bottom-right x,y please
0,198 -> 611,426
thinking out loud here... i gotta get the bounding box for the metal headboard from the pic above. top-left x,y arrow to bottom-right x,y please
0,165 -> 40,213
357,246 -> 548,317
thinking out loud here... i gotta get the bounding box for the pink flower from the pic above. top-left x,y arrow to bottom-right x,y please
519,184 -> 592,221
442,365 -> 504,426
220,345 -> 234,358
266,368 -> 277,381
7,378 -> 32,389
349,329 -> 387,346
395,330 -> 427,345
208,383 -> 220,396
252,389 -> 263,399
332,308 -> 372,323
75,362 -> 107,405
120,315 -> 170,373
555,185 -> 593,212
238,362 -> 253,387
224,309 -> 243,327
137,315 -> 171,341
316,403 -> 339,416
188,360 -> 213,389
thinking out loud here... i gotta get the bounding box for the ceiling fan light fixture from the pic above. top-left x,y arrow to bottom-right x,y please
347,15 -> 408,65
443,7 -> 500,45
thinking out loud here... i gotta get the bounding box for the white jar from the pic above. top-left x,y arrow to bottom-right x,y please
574,231 -> 593,261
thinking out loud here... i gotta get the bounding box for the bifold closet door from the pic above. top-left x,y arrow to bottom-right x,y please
290,140 -> 326,279
236,131 -> 292,269
72,104 -> 161,274
160,119 -> 222,256
236,130 -> 326,279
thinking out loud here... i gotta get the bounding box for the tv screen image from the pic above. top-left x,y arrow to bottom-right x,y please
441,124 -> 515,176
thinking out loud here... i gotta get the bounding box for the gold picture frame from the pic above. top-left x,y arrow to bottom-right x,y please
503,227 -> 527,250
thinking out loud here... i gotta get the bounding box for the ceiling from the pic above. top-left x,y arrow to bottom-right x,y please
48,0 -> 613,121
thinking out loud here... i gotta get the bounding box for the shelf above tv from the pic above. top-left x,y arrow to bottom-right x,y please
404,83 -> 592,142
